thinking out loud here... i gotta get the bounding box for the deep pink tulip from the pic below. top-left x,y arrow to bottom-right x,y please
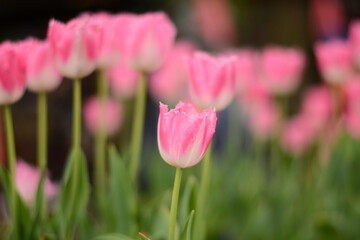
248,102 -> 279,139
149,40 -> 196,105
158,101 -> 217,168
15,160 -> 58,207
187,51 -> 237,111
314,39 -> 352,84
120,12 -> 176,72
234,49 -> 259,92
281,115 -> 314,155
349,20 -> 360,69
301,86 -> 333,132
108,63 -> 141,99
47,14 -> 100,78
83,97 -> 123,136
0,41 -> 26,105
21,38 -> 62,92
260,46 -> 305,95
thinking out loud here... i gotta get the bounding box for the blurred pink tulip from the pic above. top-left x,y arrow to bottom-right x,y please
237,79 -> 270,113
0,41 -> 26,105
120,12 -> 176,72
281,115 -> 314,155
248,102 -> 279,139
15,160 -> 58,207
234,49 -> 259,92
158,101 -> 217,168
349,20 -> 360,70
108,63 -> 140,99
47,15 -> 100,78
21,38 -> 62,92
301,86 -> 333,132
149,40 -> 197,105
260,46 -> 305,95
187,51 -> 237,111
314,39 -> 352,84
343,77 -> 360,137
83,97 -> 123,136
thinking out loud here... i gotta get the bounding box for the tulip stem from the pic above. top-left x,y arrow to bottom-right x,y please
129,72 -> 147,184
194,141 -> 212,240
73,78 -> 82,149
3,105 -> 18,239
94,70 -> 108,211
169,167 -> 183,240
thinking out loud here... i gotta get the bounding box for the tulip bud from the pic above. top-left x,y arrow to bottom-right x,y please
108,63 -> 141,99
157,101 -> 217,168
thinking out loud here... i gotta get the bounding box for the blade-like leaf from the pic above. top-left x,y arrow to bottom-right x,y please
92,233 -> 134,240
180,210 -> 195,240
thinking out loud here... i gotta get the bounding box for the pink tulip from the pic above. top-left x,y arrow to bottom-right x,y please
237,79 -> 270,113
108,63 -> 141,99
281,115 -> 314,155
260,46 -> 305,95
301,86 -> 333,132
248,102 -> 279,139
120,12 -> 176,72
314,39 -> 352,84
21,38 -> 62,92
149,40 -> 197,105
158,101 -> 217,168
187,51 -> 237,111
343,77 -> 360,137
349,20 -> 360,70
47,14 -> 100,78
15,160 -> 58,207
234,49 -> 259,92
0,41 -> 26,105
83,97 -> 123,136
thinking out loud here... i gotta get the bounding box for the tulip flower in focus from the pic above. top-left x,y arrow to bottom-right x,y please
187,52 -> 237,111
108,63 -> 141,99
314,39 -> 352,84
157,101 -> 217,168
47,14 -> 100,78
15,160 -> 58,207
83,97 -> 123,136
149,40 -> 197,105
121,12 -> 177,72
21,38 -> 62,92
260,46 -> 305,95
349,20 -> 360,70
0,41 -> 26,105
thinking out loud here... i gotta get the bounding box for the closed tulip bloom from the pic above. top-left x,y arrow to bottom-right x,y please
16,160 -> 58,207
47,15 -> 100,78
235,49 -> 259,92
83,97 -> 123,136
237,79 -> 270,113
314,39 -> 352,84
349,20 -> 360,70
22,38 -> 62,92
248,102 -> 279,139
158,101 -> 217,168
149,40 -> 196,105
260,46 -> 305,95
187,52 -> 237,111
120,12 -> 176,72
343,77 -> 360,138
0,41 -> 26,105
108,63 -> 141,99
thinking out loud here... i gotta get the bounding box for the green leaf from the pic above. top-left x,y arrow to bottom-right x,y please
180,210 -> 195,240
92,233 -> 134,240
178,176 -> 197,229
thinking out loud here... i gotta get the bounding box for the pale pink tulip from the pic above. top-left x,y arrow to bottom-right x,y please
260,46 -> 305,94
120,12 -> 176,72
234,49 -> 259,92
342,77 -> 360,137
248,102 -> 279,139
108,63 -> 140,99
158,101 -> 217,168
15,160 -> 58,207
149,40 -> 196,105
83,97 -> 123,136
21,38 -> 62,92
47,14 -> 100,78
187,51 -> 237,111
314,39 -> 352,84
301,86 -> 333,132
0,41 -> 26,105
281,115 -> 314,155
237,79 -> 270,113
349,20 -> 360,70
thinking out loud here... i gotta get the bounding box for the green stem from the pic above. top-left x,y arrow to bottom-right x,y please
194,142 -> 212,240
129,73 -> 147,184
37,92 -> 47,169
73,78 -> 81,149
94,70 -> 108,210
3,105 -> 17,239
169,167 -> 183,240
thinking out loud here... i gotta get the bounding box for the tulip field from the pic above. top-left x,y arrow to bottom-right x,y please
1,4 -> 360,240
